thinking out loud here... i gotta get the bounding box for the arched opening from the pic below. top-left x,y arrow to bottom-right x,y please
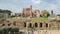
35,23 -> 38,28
8,23 -> 11,26
19,32 -> 25,34
13,22 -> 16,26
24,22 -> 26,27
28,23 -> 32,28
2,24 -> 5,26
46,23 -> 48,28
40,23 -> 43,27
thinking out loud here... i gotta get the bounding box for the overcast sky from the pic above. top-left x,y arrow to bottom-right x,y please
0,0 -> 60,14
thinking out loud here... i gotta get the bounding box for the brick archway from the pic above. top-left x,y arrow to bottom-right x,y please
40,23 -> 43,28
24,22 -> 26,27
28,23 -> 32,28
46,23 -> 48,28
35,23 -> 38,28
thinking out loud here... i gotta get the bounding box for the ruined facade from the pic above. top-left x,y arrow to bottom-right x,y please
22,5 -> 40,17
15,20 -> 60,28
0,20 -> 60,29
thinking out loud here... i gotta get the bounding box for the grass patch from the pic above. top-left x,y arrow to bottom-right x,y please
35,28 -> 60,30
19,27 -> 60,30
7,17 -> 52,22
20,28 -> 60,30
19,27 -> 31,30
31,17 -> 51,21
6,17 -> 26,21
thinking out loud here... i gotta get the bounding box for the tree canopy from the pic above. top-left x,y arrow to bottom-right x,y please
41,10 -> 50,17
57,14 -> 60,16
0,9 -> 12,15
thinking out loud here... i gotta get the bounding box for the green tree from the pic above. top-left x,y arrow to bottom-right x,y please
0,9 -> 2,11
41,10 -> 50,17
19,13 -> 22,17
3,10 -> 12,15
0,9 -> 12,15
57,14 -> 60,16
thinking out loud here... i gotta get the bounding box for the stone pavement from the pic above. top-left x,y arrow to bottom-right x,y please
19,30 -> 60,34
34,30 -> 60,34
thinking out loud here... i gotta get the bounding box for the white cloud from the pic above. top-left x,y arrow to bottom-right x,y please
41,0 -> 58,14
0,0 -> 60,14
32,0 -> 41,4
0,3 -> 21,13
31,0 -> 60,14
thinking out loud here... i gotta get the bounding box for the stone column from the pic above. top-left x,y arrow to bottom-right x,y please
32,22 -> 33,28
49,24 -> 50,28
38,23 -> 40,28
43,23 -> 45,28
48,24 -> 49,28
26,22 -> 29,28
31,22 -> 33,28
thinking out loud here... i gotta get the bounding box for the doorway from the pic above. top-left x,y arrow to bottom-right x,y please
24,22 -> 26,27
46,23 -> 48,28
40,23 -> 43,27
28,23 -> 32,28
35,23 -> 38,28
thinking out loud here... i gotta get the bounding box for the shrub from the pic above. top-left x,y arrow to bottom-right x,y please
10,25 -> 19,34
0,25 -> 19,34
53,19 -> 60,22
3,26 -> 11,34
10,26 -> 19,32
0,27 -> 4,34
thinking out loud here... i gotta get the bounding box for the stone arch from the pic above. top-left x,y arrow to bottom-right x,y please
28,23 -> 32,28
2,23 -> 5,26
19,31 -> 25,34
8,23 -> 11,26
40,23 -> 43,27
46,23 -> 48,28
13,21 -> 16,26
24,22 -> 26,27
35,23 -> 38,28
